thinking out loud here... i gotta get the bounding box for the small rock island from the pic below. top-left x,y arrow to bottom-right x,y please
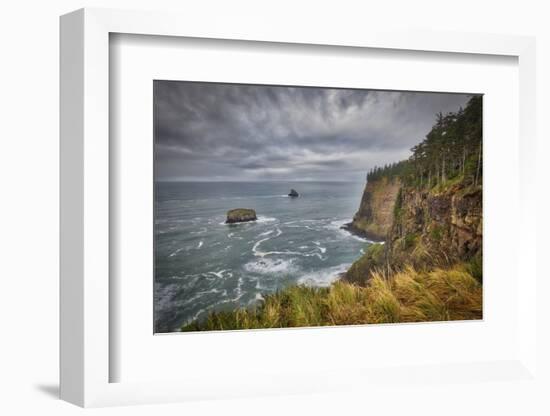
288,189 -> 299,197
225,208 -> 257,224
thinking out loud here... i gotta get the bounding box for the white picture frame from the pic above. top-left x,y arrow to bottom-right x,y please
60,7 -> 538,408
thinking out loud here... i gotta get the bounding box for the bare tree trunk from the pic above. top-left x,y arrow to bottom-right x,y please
474,145 -> 482,186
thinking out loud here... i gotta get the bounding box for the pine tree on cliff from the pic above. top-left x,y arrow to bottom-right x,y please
366,95 -> 482,188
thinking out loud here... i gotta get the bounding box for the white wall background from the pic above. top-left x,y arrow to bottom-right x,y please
0,0 -> 548,415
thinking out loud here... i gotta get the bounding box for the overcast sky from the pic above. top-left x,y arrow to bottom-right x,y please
154,81 -> 471,182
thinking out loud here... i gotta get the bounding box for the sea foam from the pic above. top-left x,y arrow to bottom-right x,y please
219,216 -> 277,226
244,257 -> 297,274
297,263 -> 351,287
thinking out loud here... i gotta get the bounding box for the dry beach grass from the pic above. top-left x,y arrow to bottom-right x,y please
181,263 -> 482,331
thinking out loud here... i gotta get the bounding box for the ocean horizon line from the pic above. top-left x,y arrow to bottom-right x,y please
155,179 -> 365,184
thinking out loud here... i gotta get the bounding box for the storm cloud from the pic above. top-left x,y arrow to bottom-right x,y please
154,81 -> 471,182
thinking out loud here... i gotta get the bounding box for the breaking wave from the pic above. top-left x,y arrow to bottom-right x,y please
297,263 -> 351,287
244,258 -> 297,274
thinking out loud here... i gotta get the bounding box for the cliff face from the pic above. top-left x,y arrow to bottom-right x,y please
389,183 -> 482,267
345,179 -> 482,285
345,176 -> 401,240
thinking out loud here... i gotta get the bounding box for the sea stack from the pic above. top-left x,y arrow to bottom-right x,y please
225,208 -> 257,224
288,189 -> 299,197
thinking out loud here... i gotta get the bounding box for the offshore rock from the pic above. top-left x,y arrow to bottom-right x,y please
225,208 -> 257,224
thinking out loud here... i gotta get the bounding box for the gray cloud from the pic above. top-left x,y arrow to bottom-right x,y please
154,81 -> 471,182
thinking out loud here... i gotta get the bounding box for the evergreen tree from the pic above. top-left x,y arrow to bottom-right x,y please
366,96 -> 482,188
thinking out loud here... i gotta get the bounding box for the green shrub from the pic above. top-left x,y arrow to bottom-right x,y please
466,252 -> 483,283
403,233 -> 418,249
393,188 -> 403,219
430,225 -> 444,241
345,243 -> 386,285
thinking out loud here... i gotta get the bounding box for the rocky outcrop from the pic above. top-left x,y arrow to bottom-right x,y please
288,189 -> 299,197
343,176 -> 401,241
226,208 -> 257,224
344,180 -> 482,285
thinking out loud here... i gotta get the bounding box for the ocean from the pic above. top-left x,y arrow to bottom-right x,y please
154,181 -> 373,332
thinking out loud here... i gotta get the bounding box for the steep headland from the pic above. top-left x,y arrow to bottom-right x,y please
345,180 -> 482,286
342,176 -> 401,241
346,95 -> 483,286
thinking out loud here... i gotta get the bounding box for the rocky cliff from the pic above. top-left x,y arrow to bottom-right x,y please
345,179 -> 482,285
343,176 -> 401,241
344,95 -> 483,286
388,182 -> 482,268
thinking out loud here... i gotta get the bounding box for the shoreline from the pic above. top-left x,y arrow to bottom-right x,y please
339,221 -> 386,244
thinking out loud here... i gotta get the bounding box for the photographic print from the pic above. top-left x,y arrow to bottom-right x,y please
154,81 -> 482,333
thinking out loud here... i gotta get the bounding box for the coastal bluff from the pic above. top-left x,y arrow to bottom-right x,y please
342,176 -> 401,241
225,208 -> 257,224
345,177 -> 483,285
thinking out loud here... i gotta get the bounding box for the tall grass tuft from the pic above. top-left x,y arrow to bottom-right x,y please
181,263 -> 482,332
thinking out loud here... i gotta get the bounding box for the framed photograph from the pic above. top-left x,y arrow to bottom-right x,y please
60,8 -> 538,408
